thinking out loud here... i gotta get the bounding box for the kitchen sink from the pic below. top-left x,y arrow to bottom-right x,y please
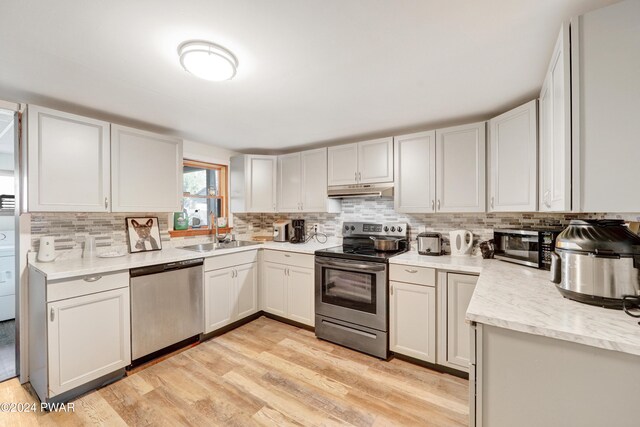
178,240 -> 262,252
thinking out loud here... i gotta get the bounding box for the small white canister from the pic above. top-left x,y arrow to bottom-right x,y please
37,236 -> 56,262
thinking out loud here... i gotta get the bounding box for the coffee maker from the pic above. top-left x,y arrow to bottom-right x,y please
290,219 -> 306,244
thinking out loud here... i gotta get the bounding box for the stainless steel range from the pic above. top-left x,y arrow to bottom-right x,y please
314,222 -> 408,359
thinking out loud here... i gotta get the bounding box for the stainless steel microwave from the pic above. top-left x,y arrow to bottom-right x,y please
493,229 -> 563,270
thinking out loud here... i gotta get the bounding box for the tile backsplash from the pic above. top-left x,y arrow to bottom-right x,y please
29,199 -> 640,255
234,199 -> 640,254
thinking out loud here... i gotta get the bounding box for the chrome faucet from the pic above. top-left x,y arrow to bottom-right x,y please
210,210 -> 228,243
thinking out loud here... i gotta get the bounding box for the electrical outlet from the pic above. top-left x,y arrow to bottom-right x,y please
313,223 -> 320,233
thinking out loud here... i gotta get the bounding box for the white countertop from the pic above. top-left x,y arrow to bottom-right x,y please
466,259 -> 640,357
390,251 -> 487,273
393,250 -> 640,357
31,243 -> 640,357
29,238 -> 341,281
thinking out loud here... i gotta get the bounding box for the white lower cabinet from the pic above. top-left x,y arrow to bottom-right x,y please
445,273 -> 478,371
204,261 -> 258,334
389,280 -> 437,363
28,268 -> 131,402
47,287 -> 130,396
262,262 -> 288,317
286,266 -> 315,325
261,250 -> 314,327
389,264 -> 437,363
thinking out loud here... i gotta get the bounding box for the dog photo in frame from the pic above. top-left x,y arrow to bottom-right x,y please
126,217 -> 162,253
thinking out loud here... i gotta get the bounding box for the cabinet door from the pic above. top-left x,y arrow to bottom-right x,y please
27,106 -> 110,212
286,266 -> 314,326
539,23 -> 571,212
327,143 -> 358,186
47,287 -> 130,396
436,122 -> 486,213
277,152 -> 302,212
573,1 -> 640,212
247,155 -> 277,212
236,262 -> 258,320
446,273 -> 478,370
204,268 -> 235,333
301,148 -> 330,212
488,100 -> 538,212
262,262 -> 287,317
394,131 -> 436,213
389,281 -> 436,363
358,137 -> 394,184
111,125 -> 182,212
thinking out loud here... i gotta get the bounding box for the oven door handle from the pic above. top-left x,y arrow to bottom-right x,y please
315,257 -> 387,272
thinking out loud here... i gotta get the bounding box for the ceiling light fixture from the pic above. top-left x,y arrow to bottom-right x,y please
178,40 -> 238,81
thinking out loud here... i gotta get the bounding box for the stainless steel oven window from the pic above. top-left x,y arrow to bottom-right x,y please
322,268 -> 377,314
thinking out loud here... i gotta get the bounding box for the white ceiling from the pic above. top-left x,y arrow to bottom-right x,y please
0,0 -> 618,152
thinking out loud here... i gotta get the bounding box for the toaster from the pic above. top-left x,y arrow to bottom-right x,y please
417,232 -> 443,256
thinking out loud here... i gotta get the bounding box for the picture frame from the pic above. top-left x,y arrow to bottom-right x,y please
125,217 -> 162,253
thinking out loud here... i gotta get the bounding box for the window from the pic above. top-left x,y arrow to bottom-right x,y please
181,160 -> 228,229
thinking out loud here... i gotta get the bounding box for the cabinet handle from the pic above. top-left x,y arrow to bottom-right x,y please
50,307 -> 55,322
390,285 -> 393,295
431,200 -> 435,211
355,171 -> 358,182
83,275 -> 102,282
358,172 -> 361,182
437,200 -> 441,211
490,197 -> 494,209
285,268 -> 289,276
284,254 -> 291,257
405,269 -> 418,273
104,197 -> 108,209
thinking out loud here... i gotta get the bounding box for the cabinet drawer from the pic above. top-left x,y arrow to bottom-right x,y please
263,250 -> 314,269
389,264 -> 436,286
205,249 -> 258,271
47,271 -> 129,302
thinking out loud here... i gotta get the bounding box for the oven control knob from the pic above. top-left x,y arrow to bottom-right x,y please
384,226 -> 389,232
350,226 -> 355,231
390,226 -> 396,232
344,225 -> 349,231
397,227 -> 403,232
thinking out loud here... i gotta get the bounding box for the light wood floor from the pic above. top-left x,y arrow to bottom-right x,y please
0,316 -> 469,426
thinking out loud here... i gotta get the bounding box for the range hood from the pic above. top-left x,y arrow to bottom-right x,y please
327,184 -> 394,199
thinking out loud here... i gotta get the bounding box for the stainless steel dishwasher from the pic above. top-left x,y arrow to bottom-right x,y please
130,258 -> 203,363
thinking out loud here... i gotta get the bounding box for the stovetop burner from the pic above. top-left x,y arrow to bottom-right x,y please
315,221 -> 409,263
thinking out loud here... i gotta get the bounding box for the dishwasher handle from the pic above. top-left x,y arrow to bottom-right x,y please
130,258 -> 204,277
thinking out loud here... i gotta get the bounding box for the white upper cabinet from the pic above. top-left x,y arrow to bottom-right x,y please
111,125 -> 182,212
436,122 -> 486,213
539,23 -> 571,212
394,131 -> 436,213
230,155 -> 277,213
488,100 -> 538,212
572,0 -> 640,212
357,137 -> 394,184
278,148 -> 337,213
300,148 -> 337,212
328,138 -> 393,186
277,152 -> 302,212
28,106 -> 111,212
327,143 -> 359,186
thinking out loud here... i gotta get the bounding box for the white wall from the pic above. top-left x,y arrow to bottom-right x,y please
183,139 -> 237,166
